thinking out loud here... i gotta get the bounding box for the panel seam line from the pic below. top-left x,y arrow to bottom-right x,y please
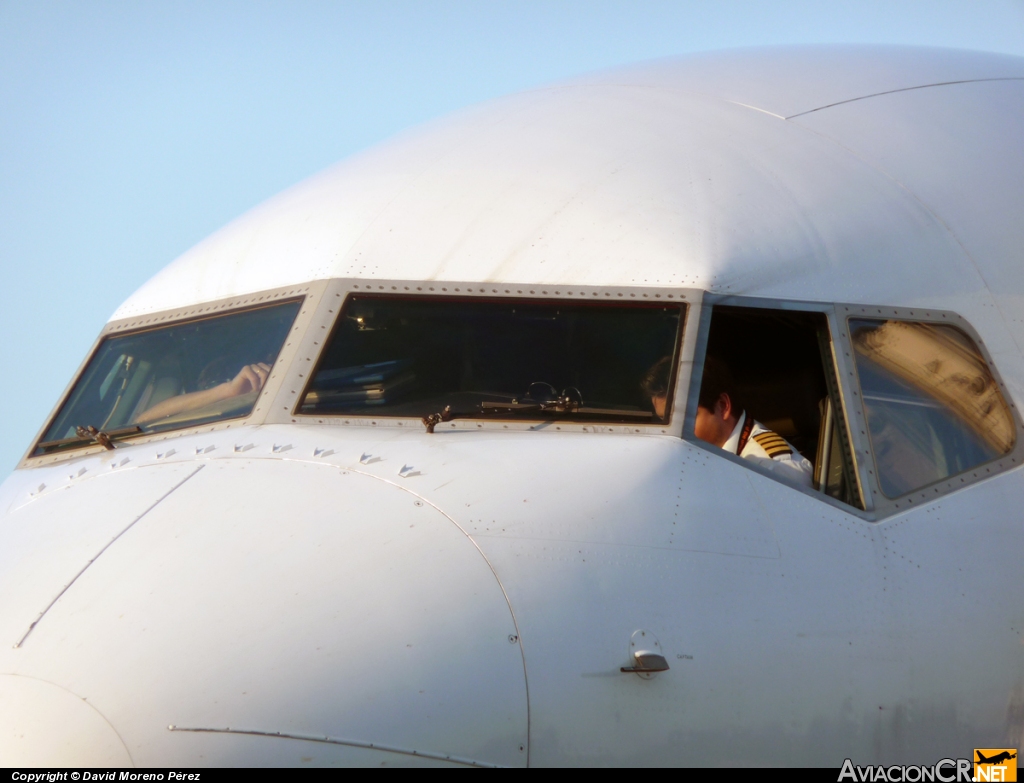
14,464 -> 205,649
785,77 -> 1024,119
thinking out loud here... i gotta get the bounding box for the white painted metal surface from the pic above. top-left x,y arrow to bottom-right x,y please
0,675 -> 133,766
2,46 -> 1024,766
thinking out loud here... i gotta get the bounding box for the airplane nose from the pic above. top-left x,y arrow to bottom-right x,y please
0,459 -> 529,767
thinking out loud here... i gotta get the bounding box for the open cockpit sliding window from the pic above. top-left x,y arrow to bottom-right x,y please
687,304 -> 864,510
297,294 -> 686,427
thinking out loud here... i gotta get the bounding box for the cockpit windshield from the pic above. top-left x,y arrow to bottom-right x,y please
299,295 -> 684,423
35,300 -> 302,455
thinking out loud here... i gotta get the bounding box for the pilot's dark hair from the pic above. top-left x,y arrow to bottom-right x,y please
698,355 -> 739,411
641,356 -> 672,397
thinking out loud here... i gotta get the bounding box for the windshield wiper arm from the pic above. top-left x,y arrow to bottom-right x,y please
422,393 -> 582,434
75,424 -> 142,450
37,424 -> 143,452
79,423 -> 143,448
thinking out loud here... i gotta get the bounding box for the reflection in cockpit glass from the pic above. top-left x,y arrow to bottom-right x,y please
850,318 -> 1015,498
300,296 -> 684,423
35,300 -> 302,455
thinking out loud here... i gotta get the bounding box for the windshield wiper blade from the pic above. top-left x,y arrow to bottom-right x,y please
422,396 -> 657,433
422,394 -> 582,433
37,425 -> 143,452
486,401 -> 655,418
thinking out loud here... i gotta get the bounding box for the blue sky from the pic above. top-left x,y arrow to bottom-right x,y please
2,0 -> 1023,473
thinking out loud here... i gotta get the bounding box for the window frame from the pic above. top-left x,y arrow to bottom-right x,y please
836,302 -> 1024,517
266,278 -> 700,437
683,295 -> 874,517
20,282 -> 326,469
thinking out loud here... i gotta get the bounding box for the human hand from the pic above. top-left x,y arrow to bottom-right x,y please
224,362 -> 271,397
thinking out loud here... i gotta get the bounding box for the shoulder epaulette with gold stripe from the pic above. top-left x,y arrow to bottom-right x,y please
752,431 -> 792,458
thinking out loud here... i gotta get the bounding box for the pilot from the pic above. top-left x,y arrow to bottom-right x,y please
693,356 -> 813,487
135,362 -> 271,425
641,356 -> 673,420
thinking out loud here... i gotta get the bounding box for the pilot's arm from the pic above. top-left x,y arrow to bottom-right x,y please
740,427 -> 814,488
135,362 -> 271,425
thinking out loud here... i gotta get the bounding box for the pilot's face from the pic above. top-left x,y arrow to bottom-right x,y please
652,393 -> 667,419
694,394 -> 735,448
694,404 -> 718,444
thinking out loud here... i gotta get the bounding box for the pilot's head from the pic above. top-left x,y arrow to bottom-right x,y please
196,356 -> 237,391
695,355 -> 741,448
641,356 -> 672,419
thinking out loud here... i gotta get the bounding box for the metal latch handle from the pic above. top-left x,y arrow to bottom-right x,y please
620,650 -> 670,673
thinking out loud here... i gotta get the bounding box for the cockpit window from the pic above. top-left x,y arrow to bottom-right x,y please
691,305 -> 862,508
849,318 -> 1015,498
35,300 -> 302,455
299,295 -> 684,423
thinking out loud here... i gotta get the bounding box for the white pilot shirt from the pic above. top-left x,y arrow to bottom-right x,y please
721,411 -> 814,488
